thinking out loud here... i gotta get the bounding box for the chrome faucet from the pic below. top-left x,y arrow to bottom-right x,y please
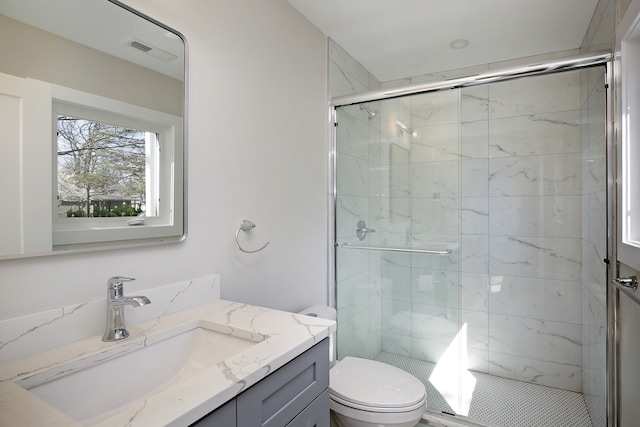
102,276 -> 151,342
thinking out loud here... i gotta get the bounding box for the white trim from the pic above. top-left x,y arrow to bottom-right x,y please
618,0 -> 640,271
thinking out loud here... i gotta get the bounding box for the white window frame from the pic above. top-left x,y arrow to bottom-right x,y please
51,85 -> 183,248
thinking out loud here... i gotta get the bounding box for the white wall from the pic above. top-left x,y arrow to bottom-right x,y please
0,0 -> 329,320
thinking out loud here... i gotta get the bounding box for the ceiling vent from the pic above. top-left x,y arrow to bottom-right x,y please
125,38 -> 177,62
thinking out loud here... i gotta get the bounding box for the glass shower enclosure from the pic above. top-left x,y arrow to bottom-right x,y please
332,56 -> 609,426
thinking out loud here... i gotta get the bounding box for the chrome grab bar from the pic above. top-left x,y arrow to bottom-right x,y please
341,243 -> 451,255
613,276 -> 640,308
612,276 -> 638,290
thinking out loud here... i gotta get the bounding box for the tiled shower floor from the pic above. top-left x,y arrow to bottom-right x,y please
375,352 -> 594,427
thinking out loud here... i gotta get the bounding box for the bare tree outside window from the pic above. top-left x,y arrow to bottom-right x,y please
57,115 -> 150,218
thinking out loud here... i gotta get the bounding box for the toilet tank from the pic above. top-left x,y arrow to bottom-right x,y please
299,305 -> 336,365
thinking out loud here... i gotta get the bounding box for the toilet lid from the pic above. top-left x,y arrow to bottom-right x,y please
330,357 -> 426,409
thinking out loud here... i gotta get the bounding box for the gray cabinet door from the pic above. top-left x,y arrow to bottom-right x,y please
237,339 -> 329,427
287,389 -> 330,427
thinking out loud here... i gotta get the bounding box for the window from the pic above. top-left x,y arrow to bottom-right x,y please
56,115 -> 154,219
51,86 -> 183,248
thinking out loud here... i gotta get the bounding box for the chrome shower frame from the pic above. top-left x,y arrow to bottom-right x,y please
328,51 -> 616,426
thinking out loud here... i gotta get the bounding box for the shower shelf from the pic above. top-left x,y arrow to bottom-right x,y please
340,243 -> 451,255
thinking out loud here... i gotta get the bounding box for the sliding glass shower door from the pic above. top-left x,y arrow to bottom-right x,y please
335,88 -> 467,414
333,64 -> 607,426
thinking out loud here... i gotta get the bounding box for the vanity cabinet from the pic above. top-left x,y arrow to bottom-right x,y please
191,338 -> 329,427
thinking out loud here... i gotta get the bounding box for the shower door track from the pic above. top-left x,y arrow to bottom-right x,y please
331,51 -> 612,107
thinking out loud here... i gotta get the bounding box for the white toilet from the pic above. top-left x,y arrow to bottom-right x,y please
300,305 -> 426,427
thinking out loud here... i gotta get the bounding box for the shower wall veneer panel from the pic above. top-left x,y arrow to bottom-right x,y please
483,72 -> 584,392
330,39 -> 384,362
378,70 -> 586,393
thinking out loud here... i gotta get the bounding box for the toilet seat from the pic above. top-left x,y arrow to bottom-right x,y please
329,357 -> 426,413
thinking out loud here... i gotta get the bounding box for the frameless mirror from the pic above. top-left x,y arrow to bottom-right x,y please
0,0 -> 186,259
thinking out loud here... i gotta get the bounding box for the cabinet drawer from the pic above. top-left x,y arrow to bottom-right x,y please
237,338 -> 329,427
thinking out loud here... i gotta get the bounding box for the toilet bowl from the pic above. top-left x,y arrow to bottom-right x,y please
330,356 -> 427,427
299,306 -> 426,427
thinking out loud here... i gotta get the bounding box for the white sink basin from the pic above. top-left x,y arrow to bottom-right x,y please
15,323 -> 261,425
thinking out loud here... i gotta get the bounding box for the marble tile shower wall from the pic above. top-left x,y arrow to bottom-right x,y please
580,65 -> 607,427
379,89 -> 463,364
330,39 -> 608,399
580,0 -> 614,424
377,71 -> 588,393
330,39 -> 384,361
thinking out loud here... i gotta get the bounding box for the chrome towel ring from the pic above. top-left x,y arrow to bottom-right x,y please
235,220 -> 270,254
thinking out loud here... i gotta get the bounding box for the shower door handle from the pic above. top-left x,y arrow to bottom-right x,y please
612,276 -> 638,290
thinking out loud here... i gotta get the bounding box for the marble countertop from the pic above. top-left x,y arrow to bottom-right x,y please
0,300 -> 335,426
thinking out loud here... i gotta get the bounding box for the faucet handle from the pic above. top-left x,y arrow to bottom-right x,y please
107,276 -> 135,289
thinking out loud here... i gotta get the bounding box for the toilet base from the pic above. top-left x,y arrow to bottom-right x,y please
330,409 -> 423,427
330,398 -> 425,427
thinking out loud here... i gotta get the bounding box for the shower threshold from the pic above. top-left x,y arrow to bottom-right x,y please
374,352 -> 594,427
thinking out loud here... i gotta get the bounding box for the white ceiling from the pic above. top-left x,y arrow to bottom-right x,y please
287,0 -> 600,82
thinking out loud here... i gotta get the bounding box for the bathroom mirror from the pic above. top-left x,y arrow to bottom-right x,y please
0,0 -> 186,259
